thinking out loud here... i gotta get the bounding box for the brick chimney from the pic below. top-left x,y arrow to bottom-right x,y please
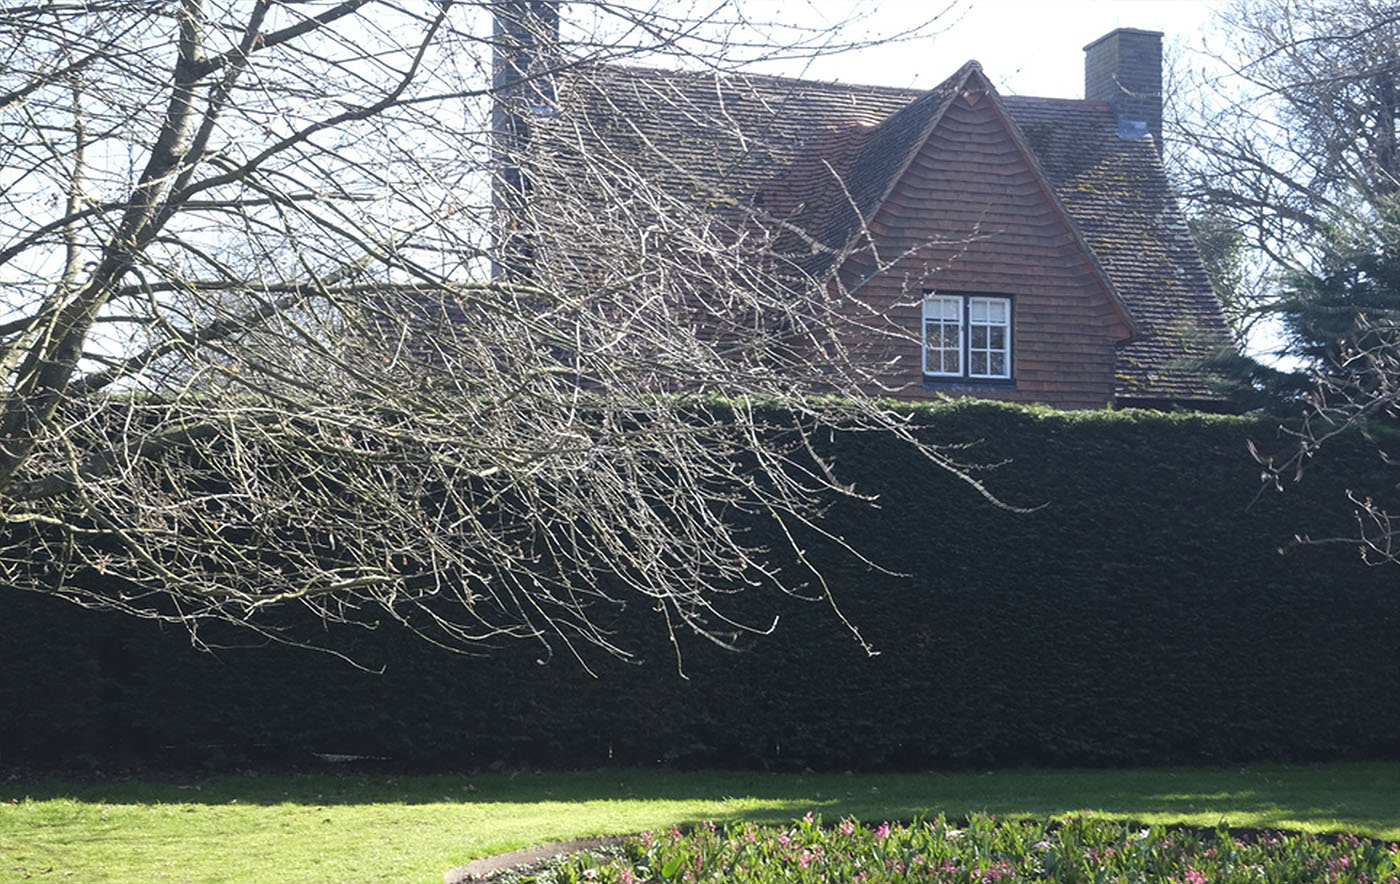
492,1 -> 560,118
492,1 -> 559,281
1084,28 -> 1163,151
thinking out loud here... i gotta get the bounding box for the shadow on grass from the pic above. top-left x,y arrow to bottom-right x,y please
7,763 -> 1400,838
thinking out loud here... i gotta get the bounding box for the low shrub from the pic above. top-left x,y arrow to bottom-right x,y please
554,813 -> 1400,884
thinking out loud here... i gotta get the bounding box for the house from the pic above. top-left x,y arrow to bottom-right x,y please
493,13 -> 1234,411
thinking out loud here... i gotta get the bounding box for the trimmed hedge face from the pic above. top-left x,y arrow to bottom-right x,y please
5,401 -> 1400,770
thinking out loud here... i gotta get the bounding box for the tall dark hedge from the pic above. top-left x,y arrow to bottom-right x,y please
4,400 -> 1400,770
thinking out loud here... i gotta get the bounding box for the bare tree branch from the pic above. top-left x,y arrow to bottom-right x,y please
0,0 -> 989,665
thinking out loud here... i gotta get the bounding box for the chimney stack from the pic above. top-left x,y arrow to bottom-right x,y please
491,1 -> 560,281
492,1 -> 560,117
1084,28 -> 1163,151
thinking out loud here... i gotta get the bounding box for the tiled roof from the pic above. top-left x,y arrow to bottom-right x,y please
793,64 -> 973,280
546,62 -> 1233,403
1004,96 -> 1233,402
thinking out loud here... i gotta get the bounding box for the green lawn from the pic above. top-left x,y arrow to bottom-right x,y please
2,763 -> 1397,884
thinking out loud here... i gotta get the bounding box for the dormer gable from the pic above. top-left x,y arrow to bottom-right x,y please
829,64 -> 1136,348
826,65 -> 1141,407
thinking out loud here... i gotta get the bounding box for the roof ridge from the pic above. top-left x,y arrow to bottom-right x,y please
579,60 -> 1116,108
1003,95 -> 1108,108
583,59 -> 964,101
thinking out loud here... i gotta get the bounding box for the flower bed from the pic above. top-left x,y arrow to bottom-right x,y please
550,813 -> 1400,884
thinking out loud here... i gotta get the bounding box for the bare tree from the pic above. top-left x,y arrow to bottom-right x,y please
1175,1 -> 1400,565
1174,0 -> 1400,331
0,0 -> 985,666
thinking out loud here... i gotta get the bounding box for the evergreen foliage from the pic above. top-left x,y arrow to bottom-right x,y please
4,401 -> 1399,770
1278,224 -> 1400,386
1209,220 -> 1400,415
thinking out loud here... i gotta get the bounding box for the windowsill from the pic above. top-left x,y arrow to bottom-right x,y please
923,376 -> 1017,393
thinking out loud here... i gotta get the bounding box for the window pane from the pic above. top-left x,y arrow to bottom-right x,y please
969,300 -> 986,323
970,352 -> 986,375
924,323 -> 941,373
926,311 -> 961,375
925,296 -> 960,321
989,352 -> 1006,376
989,326 -> 1005,349
971,326 -> 987,348
985,300 -> 1006,323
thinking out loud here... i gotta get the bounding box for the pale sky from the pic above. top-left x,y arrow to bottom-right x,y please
762,0 -> 1225,99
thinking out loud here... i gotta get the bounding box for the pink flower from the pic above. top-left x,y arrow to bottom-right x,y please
799,851 -> 814,868
1184,867 -> 1207,884
618,869 -> 635,884
804,811 -> 816,825
874,822 -> 891,840
839,818 -> 856,836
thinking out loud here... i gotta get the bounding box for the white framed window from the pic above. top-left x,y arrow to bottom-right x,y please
921,293 -> 1012,380
922,295 -> 963,376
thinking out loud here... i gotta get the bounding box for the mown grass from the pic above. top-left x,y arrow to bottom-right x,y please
1,763 -> 1397,884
